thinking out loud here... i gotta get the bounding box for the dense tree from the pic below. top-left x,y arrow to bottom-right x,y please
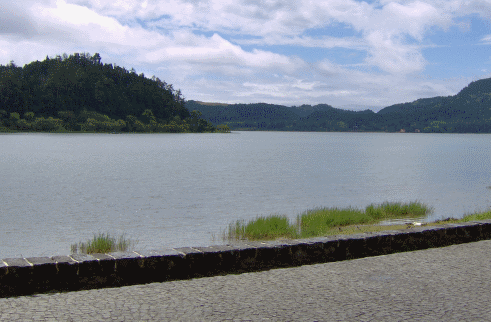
186,77 -> 491,133
0,53 -> 225,133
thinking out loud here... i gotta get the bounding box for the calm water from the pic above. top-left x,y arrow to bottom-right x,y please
1,131 -> 491,258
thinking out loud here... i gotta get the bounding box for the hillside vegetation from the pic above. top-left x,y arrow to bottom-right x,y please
3,52 -> 490,133
187,78 -> 491,133
0,53 -> 229,133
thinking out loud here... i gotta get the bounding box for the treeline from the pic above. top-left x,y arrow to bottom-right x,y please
186,77 -> 491,133
0,53 -> 229,133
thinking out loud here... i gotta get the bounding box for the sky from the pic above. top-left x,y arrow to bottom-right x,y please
1,0 -> 491,111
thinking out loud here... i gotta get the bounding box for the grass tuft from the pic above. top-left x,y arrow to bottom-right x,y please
297,207 -> 371,238
223,201 -> 433,242
459,210 -> 491,222
71,233 -> 134,254
365,201 -> 432,220
225,215 -> 298,241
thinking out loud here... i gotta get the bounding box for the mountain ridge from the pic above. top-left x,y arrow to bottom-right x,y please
186,77 -> 491,133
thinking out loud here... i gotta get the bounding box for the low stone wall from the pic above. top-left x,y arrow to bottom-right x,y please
1,220 -> 491,297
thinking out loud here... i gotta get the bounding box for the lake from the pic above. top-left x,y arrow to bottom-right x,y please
1,131 -> 491,258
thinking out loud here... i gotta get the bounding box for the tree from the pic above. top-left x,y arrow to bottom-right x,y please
0,52 -> 219,133
215,124 -> 231,133
140,109 -> 156,124
24,112 -> 35,121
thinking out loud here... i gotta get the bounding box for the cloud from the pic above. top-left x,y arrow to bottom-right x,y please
142,33 -> 306,75
233,35 -> 368,51
481,35 -> 491,44
0,0 -> 489,109
364,31 -> 427,74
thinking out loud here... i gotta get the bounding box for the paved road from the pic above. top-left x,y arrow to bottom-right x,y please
1,240 -> 491,321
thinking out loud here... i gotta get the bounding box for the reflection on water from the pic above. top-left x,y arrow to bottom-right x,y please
1,132 -> 491,258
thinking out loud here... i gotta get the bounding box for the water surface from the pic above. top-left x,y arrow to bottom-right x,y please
1,131 -> 490,258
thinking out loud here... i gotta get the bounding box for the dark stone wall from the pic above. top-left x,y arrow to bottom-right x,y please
1,220 -> 490,297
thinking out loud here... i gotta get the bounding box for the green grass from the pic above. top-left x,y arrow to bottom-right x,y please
430,209 -> 491,224
71,233 -> 134,254
459,210 -> 491,222
225,215 -> 299,241
297,207 -> 372,238
365,201 -> 431,220
223,201 -> 434,241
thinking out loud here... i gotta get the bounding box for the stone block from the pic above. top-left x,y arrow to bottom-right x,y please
107,252 -> 142,286
90,253 -> 117,278
404,228 -> 430,251
476,221 -> 491,239
343,234 -> 369,260
3,257 -> 31,268
253,241 -> 289,269
193,245 -> 238,275
0,261 -> 7,277
441,223 -> 470,245
173,247 -> 207,278
136,249 -> 185,282
192,246 -> 224,276
418,226 -> 447,248
283,239 -> 325,266
51,255 -> 79,292
69,254 -> 111,290
387,230 -> 416,252
24,257 -> 58,294
0,261 -> 11,297
295,238 -> 332,261
231,244 -> 259,272
317,237 -> 343,262
363,232 -> 393,256
326,236 -> 351,261
0,258 -> 32,296
52,255 -> 78,264
457,222 -> 481,243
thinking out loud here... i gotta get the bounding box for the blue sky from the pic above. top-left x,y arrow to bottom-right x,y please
1,0 -> 491,111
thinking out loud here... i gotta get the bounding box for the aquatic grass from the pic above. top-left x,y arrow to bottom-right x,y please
222,201 -> 433,242
71,233 -> 134,254
365,201 -> 432,220
458,210 -> 491,222
297,207 -> 372,238
225,215 -> 298,241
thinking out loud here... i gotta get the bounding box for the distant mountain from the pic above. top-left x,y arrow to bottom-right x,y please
377,96 -> 449,115
376,78 -> 491,132
186,77 -> 491,133
286,104 -> 337,117
341,104 -> 384,113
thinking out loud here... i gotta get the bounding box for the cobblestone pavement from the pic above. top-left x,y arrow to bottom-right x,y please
1,240 -> 491,321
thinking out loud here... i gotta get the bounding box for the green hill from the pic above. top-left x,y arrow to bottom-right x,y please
0,53 -> 225,133
187,77 -> 491,133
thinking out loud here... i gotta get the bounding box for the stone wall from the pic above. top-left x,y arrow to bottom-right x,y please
1,220 -> 490,297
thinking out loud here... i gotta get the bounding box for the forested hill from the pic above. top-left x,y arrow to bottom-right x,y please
185,100 -> 375,131
4,53 -> 490,133
0,53 -> 227,133
186,77 -> 491,133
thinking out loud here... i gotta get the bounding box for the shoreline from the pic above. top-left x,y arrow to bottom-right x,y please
1,220 -> 490,297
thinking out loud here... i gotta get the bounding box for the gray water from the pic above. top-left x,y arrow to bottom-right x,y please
1,131 -> 491,258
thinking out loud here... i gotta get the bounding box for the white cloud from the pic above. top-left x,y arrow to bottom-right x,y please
0,0 -> 489,109
364,31 -> 427,74
481,35 -> 491,44
142,33 -> 305,74
233,35 -> 367,50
